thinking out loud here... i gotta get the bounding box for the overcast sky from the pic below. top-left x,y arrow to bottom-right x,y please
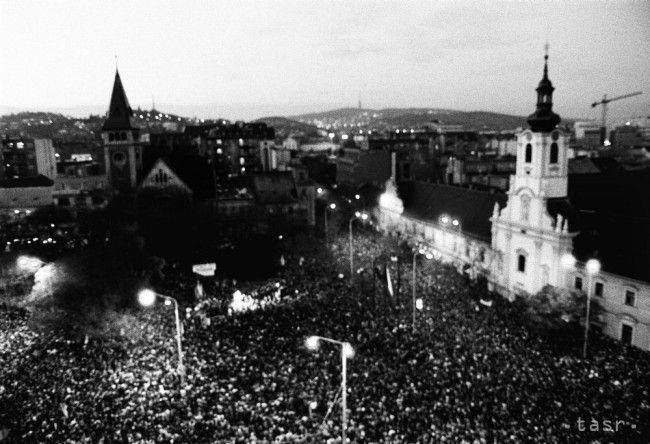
1,0 -> 648,121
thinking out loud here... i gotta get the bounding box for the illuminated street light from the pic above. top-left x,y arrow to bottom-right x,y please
329,203 -> 336,210
583,258 -> 601,359
412,248 -> 433,328
416,298 -> 424,310
305,335 -> 354,443
561,253 -> 577,269
349,212 -> 370,281
440,216 -> 449,224
452,219 -> 459,227
138,289 -> 186,387
355,194 -> 360,200
317,187 -> 323,195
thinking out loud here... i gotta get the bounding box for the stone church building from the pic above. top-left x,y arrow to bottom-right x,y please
377,52 -> 650,351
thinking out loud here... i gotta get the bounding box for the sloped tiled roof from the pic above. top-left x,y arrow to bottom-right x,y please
398,181 -> 507,242
166,156 -> 215,200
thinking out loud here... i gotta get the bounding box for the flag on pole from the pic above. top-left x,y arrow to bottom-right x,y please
386,266 -> 394,297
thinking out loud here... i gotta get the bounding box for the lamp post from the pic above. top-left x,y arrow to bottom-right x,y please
324,202 -> 336,241
561,254 -> 601,359
349,211 -> 368,281
138,289 -> 186,386
412,248 -> 433,327
306,336 -> 354,444
583,258 -> 601,359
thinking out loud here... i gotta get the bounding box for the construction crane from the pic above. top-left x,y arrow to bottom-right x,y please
591,91 -> 642,145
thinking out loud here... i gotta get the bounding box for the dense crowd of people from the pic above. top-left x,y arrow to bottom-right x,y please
1,230 -> 649,443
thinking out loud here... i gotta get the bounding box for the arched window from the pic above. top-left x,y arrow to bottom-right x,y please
525,143 -> 532,163
520,194 -> 530,222
517,254 -> 526,273
550,142 -> 559,164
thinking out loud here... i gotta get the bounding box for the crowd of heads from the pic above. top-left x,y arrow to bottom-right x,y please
1,229 -> 649,443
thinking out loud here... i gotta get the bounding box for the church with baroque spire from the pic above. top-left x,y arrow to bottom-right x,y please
376,48 -> 650,351
490,48 -> 576,298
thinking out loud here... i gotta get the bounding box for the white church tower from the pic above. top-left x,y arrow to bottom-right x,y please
490,47 -> 577,298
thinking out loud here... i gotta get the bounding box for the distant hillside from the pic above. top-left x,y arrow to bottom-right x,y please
288,107 -> 546,132
254,116 -> 321,141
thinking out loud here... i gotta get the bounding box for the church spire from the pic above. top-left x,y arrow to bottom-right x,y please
527,44 -> 561,132
102,69 -> 137,131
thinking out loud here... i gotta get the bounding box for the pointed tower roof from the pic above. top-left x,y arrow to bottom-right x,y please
527,45 -> 561,132
102,70 -> 138,131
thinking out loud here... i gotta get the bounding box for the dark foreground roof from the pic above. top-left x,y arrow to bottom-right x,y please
0,175 -> 54,188
164,156 -> 215,200
251,171 -> 298,205
398,181 -> 507,242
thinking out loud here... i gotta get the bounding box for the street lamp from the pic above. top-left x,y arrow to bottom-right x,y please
349,211 -> 369,281
138,289 -> 186,386
583,258 -> 601,359
324,202 -> 336,240
305,335 -> 354,444
317,187 -> 324,195
561,254 -> 601,359
412,248 -> 433,328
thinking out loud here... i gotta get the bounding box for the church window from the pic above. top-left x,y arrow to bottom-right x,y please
525,144 -> 532,163
154,168 -> 169,184
624,290 -> 636,307
550,143 -> 559,164
594,282 -> 604,297
517,253 -> 526,273
520,195 -> 530,222
575,276 -> 583,290
108,133 -> 115,142
121,132 -> 127,141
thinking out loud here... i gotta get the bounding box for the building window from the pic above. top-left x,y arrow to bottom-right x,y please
108,133 -> 115,142
525,144 -> 532,163
550,143 -> 559,164
520,194 -> 530,222
621,324 -> 633,345
575,276 -> 583,290
624,290 -> 636,307
517,254 -> 526,273
594,282 -> 604,297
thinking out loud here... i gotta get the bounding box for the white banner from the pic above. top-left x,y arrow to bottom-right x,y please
192,263 -> 216,276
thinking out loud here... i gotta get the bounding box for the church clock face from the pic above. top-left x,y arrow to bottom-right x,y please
111,150 -> 127,168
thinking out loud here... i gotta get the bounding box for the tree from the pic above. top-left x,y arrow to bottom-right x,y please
521,285 -> 602,345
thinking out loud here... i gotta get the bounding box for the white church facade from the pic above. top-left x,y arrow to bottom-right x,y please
376,53 -> 650,351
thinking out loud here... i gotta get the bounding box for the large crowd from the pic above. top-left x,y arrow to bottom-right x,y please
1,230 -> 649,443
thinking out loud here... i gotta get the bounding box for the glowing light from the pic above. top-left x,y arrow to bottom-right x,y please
379,180 -> 404,214
309,401 -> 318,410
338,273 -> 344,279
343,342 -> 355,359
416,298 -> 424,310
560,253 -> 576,269
16,256 -> 43,273
137,289 -> 156,307
164,299 -> 172,306
452,219 -> 459,227
425,253 -> 434,260
586,259 -> 601,275
440,216 -> 449,224
355,194 -> 360,200
355,211 -> 361,217
329,203 -> 336,210
305,336 -> 320,350
317,187 -> 323,194
361,213 -> 368,221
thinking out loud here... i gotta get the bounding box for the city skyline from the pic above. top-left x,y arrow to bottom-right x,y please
1,0 -> 649,122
